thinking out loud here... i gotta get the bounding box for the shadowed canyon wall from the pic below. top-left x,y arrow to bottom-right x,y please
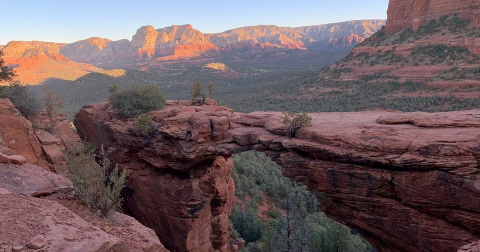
75,101 -> 480,252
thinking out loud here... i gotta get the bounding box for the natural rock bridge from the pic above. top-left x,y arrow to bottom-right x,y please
74,100 -> 480,252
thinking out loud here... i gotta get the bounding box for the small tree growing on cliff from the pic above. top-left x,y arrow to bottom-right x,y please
207,82 -> 214,99
44,85 -> 64,117
136,113 -> 154,137
191,81 -> 204,103
282,112 -> 312,138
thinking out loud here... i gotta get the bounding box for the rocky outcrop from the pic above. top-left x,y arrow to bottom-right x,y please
0,98 -> 169,252
0,98 -> 48,169
1,41 -> 66,58
321,1 -> 480,86
0,98 -> 79,170
60,38 -> 136,64
385,0 -> 480,34
0,162 -> 169,252
75,101 -> 480,252
2,54 -> 101,84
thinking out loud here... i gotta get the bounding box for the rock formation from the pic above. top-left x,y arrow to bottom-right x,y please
316,0 -> 480,88
1,20 -> 384,72
0,162 -> 169,252
75,100 -> 480,252
0,98 -> 169,252
2,54 -> 101,84
385,0 -> 480,34
1,41 -> 66,58
207,20 -> 385,51
0,98 -> 48,169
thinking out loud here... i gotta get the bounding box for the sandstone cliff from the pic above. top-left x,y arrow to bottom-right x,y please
75,100 -> 480,252
207,20 -> 385,51
2,20 -> 384,71
2,54 -> 101,84
385,0 -> 480,34
59,37 -> 134,63
309,1 -> 480,94
1,41 -> 66,58
0,98 -> 169,252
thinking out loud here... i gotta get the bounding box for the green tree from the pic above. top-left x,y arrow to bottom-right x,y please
44,85 -> 64,117
110,84 -> 166,118
0,51 -> 15,82
136,113 -> 154,137
207,82 -> 214,99
0,81 -> 40,118
282,112 -> 312,138
0,52 -> 40,117
191,81 -> 203,101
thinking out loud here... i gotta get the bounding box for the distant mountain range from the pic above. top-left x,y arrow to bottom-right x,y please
2,20 -> 384,66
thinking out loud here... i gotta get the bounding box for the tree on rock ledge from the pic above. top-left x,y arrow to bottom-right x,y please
283,112 -> 312,138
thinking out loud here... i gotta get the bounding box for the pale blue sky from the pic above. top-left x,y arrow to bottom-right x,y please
1,0 -> 389,45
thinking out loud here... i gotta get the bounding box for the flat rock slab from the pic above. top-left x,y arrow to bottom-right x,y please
0,163 -> 70,197
35,130 -> 61,145
0,189 -> 123,252
41,144 -> 65,164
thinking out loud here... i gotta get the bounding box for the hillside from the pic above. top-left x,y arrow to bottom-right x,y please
32,50 -> 347,118
240,9 -> 480,113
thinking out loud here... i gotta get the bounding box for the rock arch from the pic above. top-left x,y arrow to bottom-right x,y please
74,101 -> 480,252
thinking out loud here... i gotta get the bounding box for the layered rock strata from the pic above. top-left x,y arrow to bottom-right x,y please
385,0 -> 480,34
75,101 -> 480,252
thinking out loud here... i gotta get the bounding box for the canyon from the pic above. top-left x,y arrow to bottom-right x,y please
75,100 -> 480,252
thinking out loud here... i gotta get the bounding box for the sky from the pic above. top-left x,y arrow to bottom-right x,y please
1,0 -> 389,45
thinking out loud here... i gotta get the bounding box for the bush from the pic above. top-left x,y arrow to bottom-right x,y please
282,112 -> 312,138
136,113 -> 154,136
110,84 -> 166,118
0,82 -> 40,118
191,81 -> 203,101
44,85 -> 64,117
64,145 -> 128,217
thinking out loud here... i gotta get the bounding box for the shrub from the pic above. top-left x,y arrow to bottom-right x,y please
191,81 -> 203,101
110,84 -> 166,118
44,85 -> 64,117
282,112 -> 312,138
64,145 -> 128,217
0,81 -> 40,118
207,82 -> 214,99
108,84 -> 119,94
136,113 -> 154,136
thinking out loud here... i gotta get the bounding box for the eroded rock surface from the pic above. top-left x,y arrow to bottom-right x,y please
385,0 -> 480,34
0,98 -> 169,252
75,101 -> 480,252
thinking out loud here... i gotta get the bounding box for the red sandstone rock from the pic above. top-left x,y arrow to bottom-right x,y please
75,101 -> 480,252
385,0 -> 480,34
0,99 -> 48,169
